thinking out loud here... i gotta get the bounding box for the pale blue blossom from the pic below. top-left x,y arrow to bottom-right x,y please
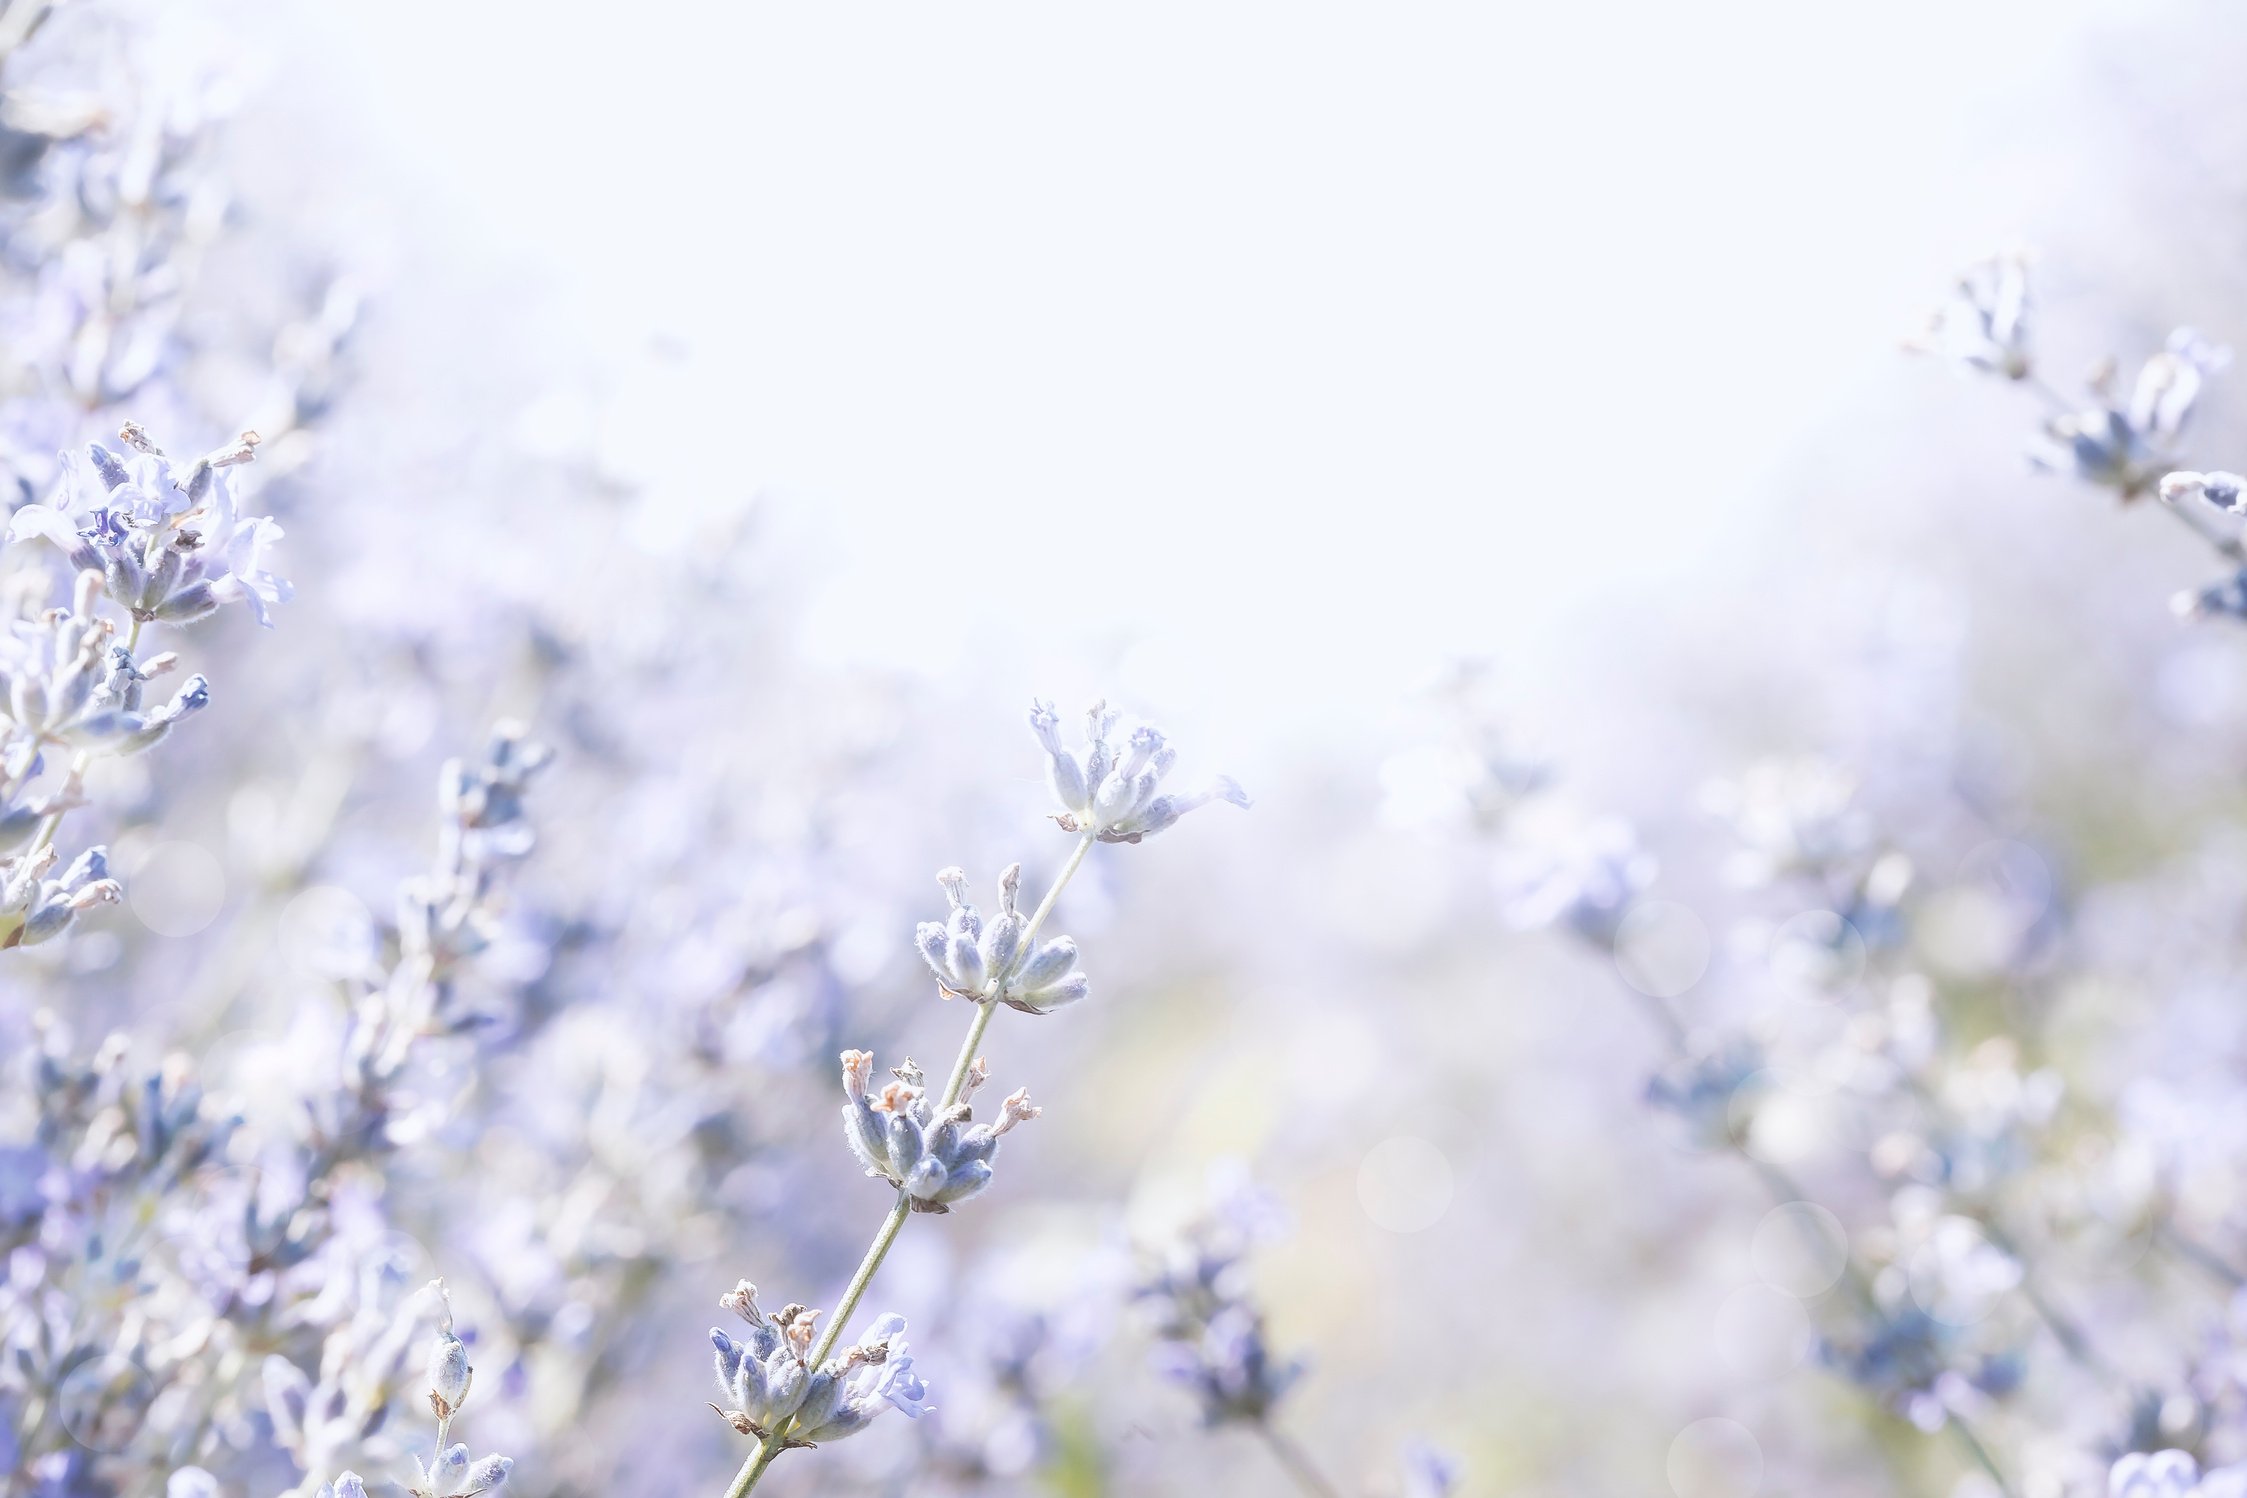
710,1285 -> 932,1444
2032,329 -> 2231,497
1030,698 -> 1249,843
2110,1450 -> 2247,1498
915,864 -> 1088,1012
840,1050 -> 1039,1212
8,428 -> 289,626
1908,251 -> 2034,379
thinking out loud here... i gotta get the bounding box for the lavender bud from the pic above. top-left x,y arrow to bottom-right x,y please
464,1454 -> 513,1492
1030,698 -> 1089,811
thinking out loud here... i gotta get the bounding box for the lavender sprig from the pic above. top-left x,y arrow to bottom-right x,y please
710,699 -> 1246,1497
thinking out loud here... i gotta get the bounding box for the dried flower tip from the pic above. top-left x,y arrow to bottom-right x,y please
840,1049 -> 875,1103
206,431 -> 261,467
993,1087 -> 1041,1137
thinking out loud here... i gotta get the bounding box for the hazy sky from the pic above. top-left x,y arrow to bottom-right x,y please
286,1 -> 2131,745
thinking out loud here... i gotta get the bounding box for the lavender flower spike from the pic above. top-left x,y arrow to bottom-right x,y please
1905,250 -> 2034,379
9,426 -> 290,626
840,1049 -> 1039,1211
408,1279 -> 514,1497
915,863 -> 1090,1011
1029,697 -> 1250,843
711,1283 -> 933,1445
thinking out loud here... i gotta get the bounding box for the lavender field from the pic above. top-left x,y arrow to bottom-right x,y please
9,3 -> 2247,1496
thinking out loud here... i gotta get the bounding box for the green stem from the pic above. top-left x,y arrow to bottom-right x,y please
2159,1220 -> 2247,1288
1949,1413 -> 2018,1498
721,1191 -> 915,1498
938,830 -> 1093,1108
1255,1422 -> 1345,1498
720,831 -> 1099,1497
938,1000 -> 998,1113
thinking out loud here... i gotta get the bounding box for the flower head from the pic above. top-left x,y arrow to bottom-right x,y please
840,1049 -> 1038,1212
2032,330 -> 2230,498
711,1285 -> 933,1444
8,425 -> 290,625
914,863 -> 1089,1012
2109,1451 -> 2247,1498
1030,697 -> 1249,843
1907,251 -> 2034,379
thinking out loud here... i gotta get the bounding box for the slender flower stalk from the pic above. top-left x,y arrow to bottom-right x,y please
714,700 -> 1245,1496
720,836 -> 1093,1498
1258,1425 -> 1345,1498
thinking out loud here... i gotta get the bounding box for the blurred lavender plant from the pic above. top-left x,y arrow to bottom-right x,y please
250,1280 -> 516,1498
1912,252 -> 2247,609
1133,1172 -> 1331,1496
0,722 -> 547,1494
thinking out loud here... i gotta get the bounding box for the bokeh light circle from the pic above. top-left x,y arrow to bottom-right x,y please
1668,1417 -> 1763,1498
1728,1071 -> 1845,1166
58,1354 -> 154,1454
1713,1284 -> 1814,1381
128,840 -> 226,938
1615,900 -> 1712,999
1356,1135 -> 1454,1233
1750,1202 -> 1850,1298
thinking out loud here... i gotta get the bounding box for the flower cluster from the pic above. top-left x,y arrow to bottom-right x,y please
710,1281 -> 932,1446
913,863 -> 1089,1011
2110,1450 -> 2247,1498
1030,698 -> 1249,843
1135,1175 -> 1307,1427
0,423 -> 277,948
2031,331 -> 2230,498
11,426 -> 288,626
1905,250 -> 2033,380
840,1049 -> 1041,1212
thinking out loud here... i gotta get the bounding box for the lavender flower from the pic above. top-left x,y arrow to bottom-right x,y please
1030,698 -> 1249,843
408,1282 -> 513,1497
839,1049 -> 1040,1212
2031,330 -> 2230,498
3,841 -> 119,946
1907,250 -> 2034,379
2175,568 -> 2247,622
914,863 -> 1088,1012
10,426 -> 289,625
2110,1450 -> 2247,1498
1497,810 -> 1655,946
1402,1442 -> 1464,1498
1136,1175 -> 1308,1428
710,1283 -> 932,1445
